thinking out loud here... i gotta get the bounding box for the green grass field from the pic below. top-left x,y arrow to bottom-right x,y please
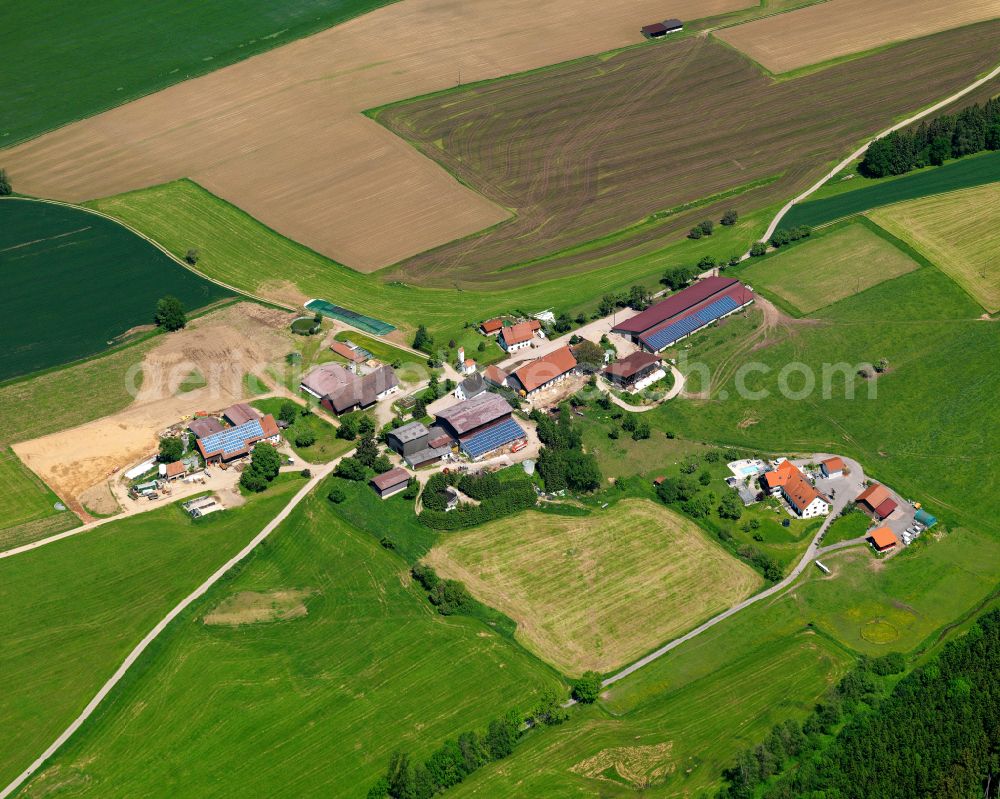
442,521 -> 998,796
250,398 -> 353,463
0,447 -> 78,550
576,420 -> 819,573
868,183 -> 1000,313
0,199 -> 232,381
85,180 -> 772,343
426,499 -> 762,675
739,221 -> 921,313
2,0 -> 395,145
19,476 -> 561,798
0,338 -> 154,446
0,478 -> 303,790
781,151 -> 1000,229
820,508 -> 871,546
657,251 -> 999,537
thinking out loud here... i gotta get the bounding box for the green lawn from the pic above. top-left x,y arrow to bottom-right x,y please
0,199 -> 232,381
19,476 -> 561,798
86,180 -> 773,344
443,523 -> 999,796
782,151 -> 1000,229
0,447 -> 79,550
0,338 -> 155,446
739,221 -> 921,314
0,478 -> 304,789
250,398 -> 353,464
657,257 -> 999,537
820,508 -> 871,546
2,0 -> 396,145
576,417 -> 818,574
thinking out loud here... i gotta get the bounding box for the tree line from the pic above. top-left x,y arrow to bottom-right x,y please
719,607 -> 1000,799
418,470 -> 537,530
860,97 -> 1000,178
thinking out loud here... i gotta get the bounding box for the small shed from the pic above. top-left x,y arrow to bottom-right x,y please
914,508 -> 937,528
820,456 -> 845,478
371,467 -> 411,499
868,526 -> 898,552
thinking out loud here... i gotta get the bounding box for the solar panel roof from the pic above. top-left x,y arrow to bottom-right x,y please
199,418 -> 265,456
461,419 -> 526,459
641,295 -> 740,351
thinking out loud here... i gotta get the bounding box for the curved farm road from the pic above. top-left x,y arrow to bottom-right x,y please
603,453 -> 870,688
0,459 -> 338,799
752,60 -> 1000,253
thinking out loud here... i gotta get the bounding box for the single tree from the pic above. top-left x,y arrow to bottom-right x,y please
687,226 -> 704,240
335,456 -> 367,481
184,248 -> 199,265
749,242 -> 768,257
0,169 -> 11,196
239,465 -> 268,493
327,487 -> 346,504
413,324 -> 433,352
721,208 -> 739,226
159,436 -> 184,463
294,429 -> 316,448
355,432 -> 380,468
251,443 -> 281,481
572,671 -> 603,704
278,400 -> 299,425
154,295 -> 186,331
699,219 -> 714,236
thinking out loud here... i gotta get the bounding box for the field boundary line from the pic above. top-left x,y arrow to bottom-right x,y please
0,462 -> 336,799
754,60 -> 1000,252
0,196 -> 297,313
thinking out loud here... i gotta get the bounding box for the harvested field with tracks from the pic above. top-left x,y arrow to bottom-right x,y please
377,23 -> 1000,287
715,0 -> 1000,73
868,183 -> 1000,313
0,0 -> 750,273
424,499 -> 762,675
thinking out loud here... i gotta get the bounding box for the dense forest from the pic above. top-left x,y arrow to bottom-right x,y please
718,608 -> 1000,799
860,98 -> 1000,177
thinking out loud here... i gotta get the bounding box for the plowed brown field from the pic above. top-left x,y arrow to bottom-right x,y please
715,0 -> 1000,73
0,0 -> 750,273
376,22 -> 1000,286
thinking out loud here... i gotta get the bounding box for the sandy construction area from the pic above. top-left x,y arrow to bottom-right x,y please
715,0 -> 1000,73
12,304 -> 292,516
1,0 -> 749,272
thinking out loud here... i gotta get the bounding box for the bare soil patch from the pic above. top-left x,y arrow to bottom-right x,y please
12,303 -> 292,514
1,0 -> 750,273
78,481 -> 120,517
203,590 -> 314,626
716,0 -> 1000,73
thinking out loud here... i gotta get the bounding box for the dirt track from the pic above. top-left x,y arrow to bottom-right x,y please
0,0 -> 749,273
12,304 -> 292,516
715,0 -> 1000,73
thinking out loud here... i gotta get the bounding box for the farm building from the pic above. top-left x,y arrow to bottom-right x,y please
508,346 -> 578,397
868,526 -> 898,552
603,351 -> 664,392
224,402 -> 260,427
484,364 -> 508,388
435,392 -> 526,460
300,362 -> 398,415
500,320 -> 542,352
820,456 -> 845,478
330,340 -> 366,365
371,467 -> 411,499
196,414 -> 281,463
455,372 -> 487,401
188,416 -> 225,439
856,483 -> 898,520
641,18 -> 683,38
914,508 -> 937,528
159,461 -> 186,481
386,421 -> 453,468
480,318 -> 504,335
760,460 -> 830,518
612,277 -> 754,352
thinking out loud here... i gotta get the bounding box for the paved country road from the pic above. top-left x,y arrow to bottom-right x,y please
753,60 -> 1000,253
0,459 -> 339,799
603,453 -> 868,687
